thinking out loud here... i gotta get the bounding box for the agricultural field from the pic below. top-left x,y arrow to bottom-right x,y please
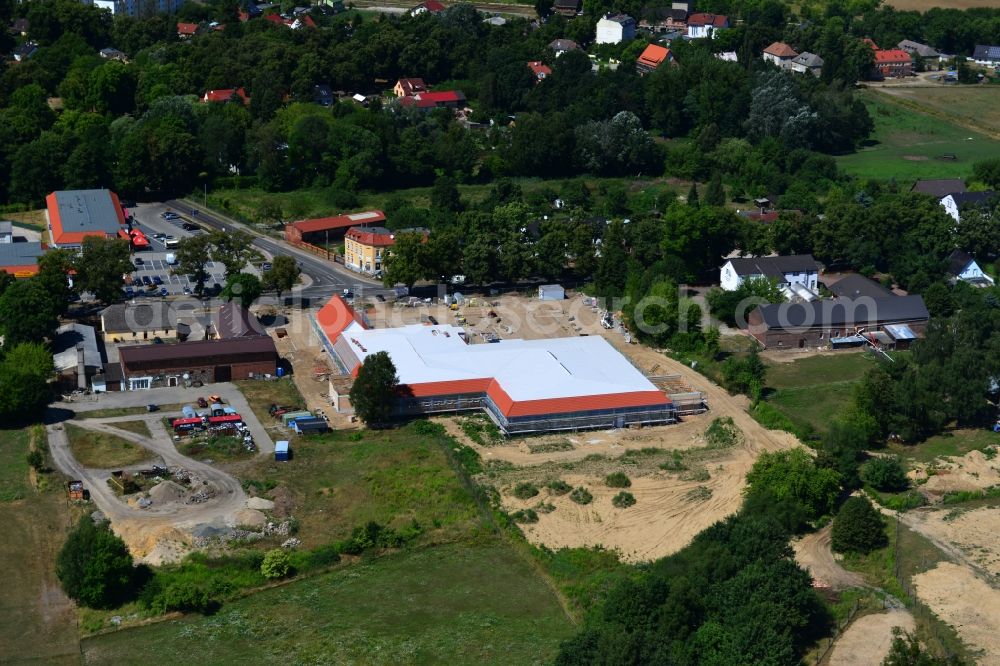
81,543 -> 574,665
877,86 -> 1000,139
887,0 -> 1000,9
837,90 -> 1000,181
762,352 -> 876,436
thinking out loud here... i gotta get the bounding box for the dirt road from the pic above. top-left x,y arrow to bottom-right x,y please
793,525 -> 866,590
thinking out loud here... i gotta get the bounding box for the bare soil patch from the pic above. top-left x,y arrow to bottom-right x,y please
793,525 -> 866,590
912,562 -> 1000,663
910,449 -> 1000,495
828,609 -> 915,666
905,506 -> 1000,578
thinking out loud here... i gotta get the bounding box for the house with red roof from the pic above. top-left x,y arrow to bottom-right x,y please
872,47 -> 912,78
410,0 -> 445,15
686,13 -> 727,39
45,190 -> 128,250
397,90 -> 466,110
393,77 -> 427,97
636,44 -> 673,74
177,22 -> 199,38
284,210 -> 386,245
201,88 -> 250,104
527,61 -> 552,81
763,41 -> 798,69
0,241 -> 45,277
344,226 -> 428,275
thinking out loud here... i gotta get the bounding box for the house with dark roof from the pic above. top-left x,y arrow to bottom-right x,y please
826,274 -> 893,299
45,189 -> 127,250
99,47 -> 129,62
552,0 -> 580,17
12,42 -> 38,61
790,51 -> 823,76
747,295 -> 929,350
212,303 -> 267,339
548,38 -> 579,55
636,44 -> 672,74
596,14 -> 636,44
117,336 -> 278,389
720,255 -> 819,296
10,18 -> 29,36
946,250 -> 994,286
940,191 -> 996,223
763,42 -> 798,69
911,179 -> 965,198
973,45 -> 1000,67
0,241 -> 45,277
686,13 -> 727,38
898,40 -> 941,60
53,323 -> 102,389
393,77 -> 427,97
313,84 -> 334,106
100,302 -> 192,344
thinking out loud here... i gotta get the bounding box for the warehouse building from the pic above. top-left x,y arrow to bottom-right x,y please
117,336 -> 278,389
45,189 -> 128,250
316,295 -> 675,435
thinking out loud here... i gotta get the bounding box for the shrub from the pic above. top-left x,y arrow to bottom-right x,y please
860,457 -> 909,492
513,482 -> 539,499
546,479 -> 572,495
157,581 -> 218,614
56,516 -> 141,609
260,549 -> 292,579
705,416 -> 742,448
612,491 -> 636,508
512,509 -> 539,523
686,486 -> 712,502
831,496 -> 887,554
605,472 -> 631,488
26,448 -> 44,471
570,487 -> 593,505
411,420 -> 446,437
660,451 -> 687,471
746,449 -> 842,522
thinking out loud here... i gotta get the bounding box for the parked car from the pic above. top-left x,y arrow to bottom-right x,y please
146,404 -> 159,412
141,275 -> 152,285
134,257 -> 144,266
197,397 -> 208,408
162,211 -> 179,220
153,233 -> 166,240
261,262 -> 272,271
159,287 -> 168,297
152,275 -> 163,285
182,222 -> 199,231
183,286 -> 192,295
125,287 -> 135,298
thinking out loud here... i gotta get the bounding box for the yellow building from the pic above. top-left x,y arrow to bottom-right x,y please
344,226 -> 429,276
99,303 -> 190,344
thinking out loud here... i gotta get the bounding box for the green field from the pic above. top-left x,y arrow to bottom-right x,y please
65,423 -> 153,469
879,86 -> 1000,139
889,428 -> 1000,464
837,89 -> 1000,181
763,353 -> 876,435
0,426 -> 33,501
81,543 -> 575,665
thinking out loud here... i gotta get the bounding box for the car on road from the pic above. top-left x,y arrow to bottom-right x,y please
125,287 -> 134,298
182,222 -> 199,231
375,294 -> 386,302
210,283 -> 222,295
152,275 -> 163,285
142,275 -> 152,286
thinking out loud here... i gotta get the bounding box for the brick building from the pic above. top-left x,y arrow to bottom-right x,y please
117,336 -> 278,389
284,210 -> 386,246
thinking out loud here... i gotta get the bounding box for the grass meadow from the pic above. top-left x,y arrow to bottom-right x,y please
64,423 -> 153,468
0,426 -> 33,501
81,543 -> 575,665
837,89 -> 1000,182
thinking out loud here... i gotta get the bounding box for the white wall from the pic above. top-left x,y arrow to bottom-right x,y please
720,262 -> 818,292
940,195 -> 960,222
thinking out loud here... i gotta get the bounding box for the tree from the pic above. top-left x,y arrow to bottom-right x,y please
972,158 -> 1000,189
704,172 -> 725,206
536,228 -> 568,280
721,347 -> 767,400
209,229 -> 261,278
0,278 -> 60,345
687,182 -> 700,207
831,496 -> 887,554
707,277 -> 786,327
381,232 -> 426,289
261,255 -> 300,301
594,220 -> 628,298
0,342 -> 53,423
75,236 -> 133,304
883,627 -> 953,666
860,457 -> 909,492
349,351 -> 398,427
260,549 -> 292,579
37,248 -> 76,315
430,175 -> 462,213
746,448 -> 842,522
174,234 -> 212,298
221,273 -> 262,308
56,516 -> 139,609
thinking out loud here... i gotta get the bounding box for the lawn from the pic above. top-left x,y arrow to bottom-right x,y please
65,423 -> 153,468
77,403 -> 184,419
762,353 -> 876,435
233,377 -> 305,429
0,426 -> 33,501
233,422 -> 481,549
879,86 -> 1000,139
81,543 -> 575,665
110,420 -> 152,438
837,89 -> 1000,181
179,434 -> 254,462
889,428 -> 1000,464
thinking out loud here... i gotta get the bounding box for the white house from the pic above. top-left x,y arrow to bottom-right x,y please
720,255 -> 819,298
940,191 -> 995,223
947,250 -> 994,286
972,44 -> 1000,67
90,0 -> 185,16
790,51 -> 823,76
596,14 -> 636,44
763,41 -> 798,69
686,13 -> 728,39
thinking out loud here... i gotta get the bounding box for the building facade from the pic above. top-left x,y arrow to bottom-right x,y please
117,336 -> 278,389
344,226 -> 428,276
91,0 -> 184,17
763,42 -> 798,69
720,255 -> 819,294
596,14 -> 636,44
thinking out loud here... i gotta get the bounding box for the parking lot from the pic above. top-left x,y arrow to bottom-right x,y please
125,203 -> 266,298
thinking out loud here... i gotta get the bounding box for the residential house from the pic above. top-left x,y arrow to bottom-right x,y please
596,14 -> 636,45
719,254 -> 819,299
747,295 -> 929,350
10,18 -> 29,36
264,12 -> 316,28
0,241 -> 44,277
52,323 -> 102,389
177,21 -> 199,38
117,336 -> 277,389
686,13 -> 728,39
940,191 -> 996,223
898,39 -> 941,60
946,250 -> 994,286
872,48 -> 912,77
715,51 -> 738,62
201,87 -> 250,104
45,189 -> 128,250
973,45 -> 1000,67
313,84 -> 334,106
790,51 -> 823,76
397,90 -> 466,110
911,178 -> 965,198
284,210 -> 386,245
100,302 -> 191,344
548,38 -> 579,56
636,44 -> 672,74
94,0 -> 185,16
344,226 -> 429,276
12,42 -> 37,61
552,0 -> 580,17
639,9 -> 688,33
528,61 -> 552,81
763,42 -> 798,69
393,77 -> 427,97
99,47 -> 129,62
483,15 -> 506,26
826,274 -> 893,299
409,0 -> 445,15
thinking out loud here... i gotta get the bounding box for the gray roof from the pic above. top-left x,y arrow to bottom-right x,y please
214,303 -> 265,339
898,40 -> 939,58
827,274 -> 892,299
52,190 -> 123,237
549,38 -> 579,51
0,220 -> 11,236
947,249 -> 976,276
0,241 -> 44,267
727,254 -> 818,280
792,51 -> 823,67
754,295 -> 928,329
947,191 -> 996,208
101,302 -> 190,334
911,178 -> 965,197
53,323 -> 101,372
973,45 -> 1000,62
603,13 -> 635,25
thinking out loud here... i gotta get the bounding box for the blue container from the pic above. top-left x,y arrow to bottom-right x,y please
276,367 -> 285,378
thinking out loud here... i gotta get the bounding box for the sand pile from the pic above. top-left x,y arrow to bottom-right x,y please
234,509 -> 267,527
920,449 -> 1000,494
147,480 -> 188,504
246,497 -> 275,511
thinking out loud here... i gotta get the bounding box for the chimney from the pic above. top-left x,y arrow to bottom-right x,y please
77,345 -> 87,390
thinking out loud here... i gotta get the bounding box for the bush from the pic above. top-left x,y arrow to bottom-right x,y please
546,479 -> 572,495
512,509 -> 539,523
513,482 -> 539,499
746,449 -> 842,522
604,472 -> 631,488
831,496 -> 887,554
612,491 -> 636,508
260,549 -> 292,579
56,516 -> 142,609
705,416 -> 741,448
26,448 -> 44,471
659,450 -> 687,471
411,420 -> 446,437
860,457 -> 909,492
570,487 -> 593,505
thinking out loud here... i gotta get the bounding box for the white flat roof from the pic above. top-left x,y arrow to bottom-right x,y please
342,323 -> 657,401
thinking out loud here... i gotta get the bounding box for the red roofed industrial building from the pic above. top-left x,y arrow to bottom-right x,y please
636,44 -> 673,74
284,210 -> 386,244
202,88 -> 250,104
45,189 -> 128,249
315,295 -> 677,434
872,48 -> 913,77
0,241 -> 45,277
